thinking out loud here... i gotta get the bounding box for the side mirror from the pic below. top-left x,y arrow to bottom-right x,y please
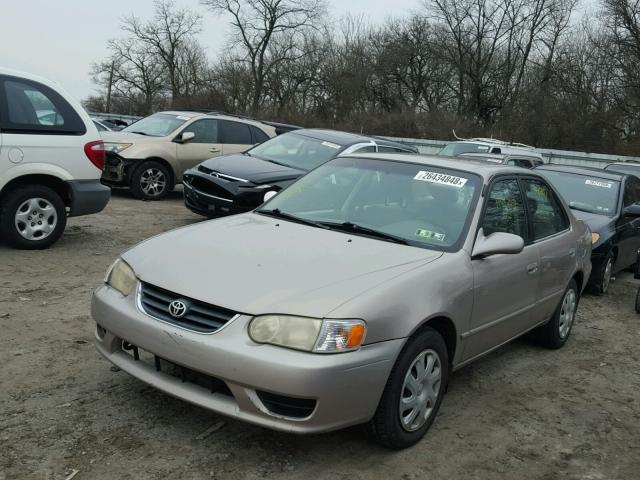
472,228 -> 524,259
623,204 -> 640,217
176,131 -> 195,143
263,190 -> 278,202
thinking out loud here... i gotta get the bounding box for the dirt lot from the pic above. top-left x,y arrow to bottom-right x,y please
1,191 -> 639,480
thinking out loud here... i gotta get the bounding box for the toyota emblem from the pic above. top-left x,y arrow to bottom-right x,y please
169,300 -> 188,318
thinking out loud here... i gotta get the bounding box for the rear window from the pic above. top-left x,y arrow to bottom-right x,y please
0,76 -> 86,135
250,126 -> 270,144
221,120 -> 252,144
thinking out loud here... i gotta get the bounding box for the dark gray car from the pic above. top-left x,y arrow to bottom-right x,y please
92,155 -> 591,448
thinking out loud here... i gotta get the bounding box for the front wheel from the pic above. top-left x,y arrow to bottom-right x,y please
0,185 -> 67,249
130,161 -> 171,200
535,279 -> 578,349
368,328 -> 449,449
590,252 -> 614,295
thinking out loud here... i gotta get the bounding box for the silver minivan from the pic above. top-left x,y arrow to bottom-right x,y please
92,155 -> 591,448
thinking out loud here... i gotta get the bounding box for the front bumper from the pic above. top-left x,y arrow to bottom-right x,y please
91,285 -> 402,433
67,180 -> 111,217
182,169 -> 269,216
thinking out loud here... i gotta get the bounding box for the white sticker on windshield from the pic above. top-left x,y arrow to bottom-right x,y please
585,179 -> 612,188
414,170 -> 468,188
176,115 -> 190,120
321,141 -> 341,149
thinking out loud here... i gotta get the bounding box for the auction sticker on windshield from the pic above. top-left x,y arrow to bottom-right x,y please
585,179 -> 613,188
414,171 -> 468,188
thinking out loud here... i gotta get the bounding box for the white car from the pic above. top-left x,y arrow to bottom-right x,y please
0,68 -> 110,249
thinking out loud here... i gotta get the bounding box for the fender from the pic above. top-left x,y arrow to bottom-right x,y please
0,162 -> 73,191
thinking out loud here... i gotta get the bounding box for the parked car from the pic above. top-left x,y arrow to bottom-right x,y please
0,68 -> 110,249
92,118 -> 113,132
182,129 -> 418,216
604,161 -> 640,177
92,155 -> 591,448
101,111 -> 277,200
537,164 -> 640,294
458,152 -> 544,169
439,136 -> 544,163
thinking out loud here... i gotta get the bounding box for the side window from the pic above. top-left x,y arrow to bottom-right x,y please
184,119 -> 218,143
623,177 -> 640,207
521,178 -> 569,240
220,120 -> 252,144
482,179 -> 527,238
508,158 -> 533,168
0,77 -> 86,134
250,126 -> 269,144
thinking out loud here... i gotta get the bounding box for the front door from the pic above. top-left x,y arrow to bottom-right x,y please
175,119 -> 222,177
465,178 -> 539,361
616,176 -> 640,270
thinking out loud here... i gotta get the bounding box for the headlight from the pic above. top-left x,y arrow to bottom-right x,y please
248,315 -> 366,353
105,259 -> 137,296
103,142 -> 132,154
591,232 -> 600,244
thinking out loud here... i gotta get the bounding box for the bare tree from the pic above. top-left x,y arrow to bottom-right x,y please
201,0 -> 326,113
122,0 -> 202,100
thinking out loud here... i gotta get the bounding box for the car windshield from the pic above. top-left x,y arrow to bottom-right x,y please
439,142 -> 493,157
247,132 -> 345,171
122,113 -> 189,137
540,170 -> 620,216
259,157 -> 481,251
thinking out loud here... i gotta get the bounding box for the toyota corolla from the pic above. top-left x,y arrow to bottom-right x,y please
92,155 -> 591,448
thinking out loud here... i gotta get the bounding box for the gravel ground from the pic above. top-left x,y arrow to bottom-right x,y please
1,191 -> 639,480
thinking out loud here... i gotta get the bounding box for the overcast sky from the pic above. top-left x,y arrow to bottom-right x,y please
1,0 -> 420,101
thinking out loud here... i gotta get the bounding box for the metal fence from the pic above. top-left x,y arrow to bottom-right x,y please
90,112 -> 640,168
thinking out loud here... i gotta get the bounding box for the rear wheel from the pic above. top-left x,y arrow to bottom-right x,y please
130,160 -> 171,200
368,328 -> 449,449
0,185 -> 67,249
535,279 -> 578,349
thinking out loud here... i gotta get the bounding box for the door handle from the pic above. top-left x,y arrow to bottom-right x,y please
209,147 -> 220,153
527,262 -> 539,274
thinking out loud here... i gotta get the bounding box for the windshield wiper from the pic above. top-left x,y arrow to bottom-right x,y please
320,221 -> 409,245
256,208 -> 329,229
569,205 -> 597,214
128,131 -> 149,136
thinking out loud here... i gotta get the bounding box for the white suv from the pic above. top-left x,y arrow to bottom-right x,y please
0,68 -> 110,249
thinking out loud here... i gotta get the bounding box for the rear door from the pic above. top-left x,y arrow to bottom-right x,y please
175,118 -> 222,174
466,177 -> 539,360
220,120 -> 254,155
616,176 -> 640,269
520,176 -> 573,321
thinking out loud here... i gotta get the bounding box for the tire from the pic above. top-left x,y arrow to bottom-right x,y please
368,327 -> 449,449
130,160 -> 171,200
589,251 -> 614,295
0,185 -> 67,249
535,279 -> 579,349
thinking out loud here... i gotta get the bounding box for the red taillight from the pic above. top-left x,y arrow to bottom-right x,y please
84,140 -> 106,170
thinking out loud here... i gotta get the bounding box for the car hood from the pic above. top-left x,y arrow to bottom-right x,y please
101,131 -> 167,144
570,209 -> 614,234
123,213 -> 443,317
198,154 -> 305,184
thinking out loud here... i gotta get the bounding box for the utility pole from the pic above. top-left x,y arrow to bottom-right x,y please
106,61 -> 115,113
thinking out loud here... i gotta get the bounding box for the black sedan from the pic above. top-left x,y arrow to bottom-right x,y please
182,129 -> 418,216
537,164 -> 640,294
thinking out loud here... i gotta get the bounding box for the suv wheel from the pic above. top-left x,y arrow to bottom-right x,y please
0,185 -> 67,249
368,327 -> 449,449
130,161 -> 171,200
535,279 -> 578,349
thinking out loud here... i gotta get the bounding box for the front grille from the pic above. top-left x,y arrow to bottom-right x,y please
256,390 -> 317,418
139,282 -> 237,333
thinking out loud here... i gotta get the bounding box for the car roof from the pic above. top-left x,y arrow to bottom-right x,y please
289,129 -> 416,151
342,152 -> 547,181
536,164 -> 626,181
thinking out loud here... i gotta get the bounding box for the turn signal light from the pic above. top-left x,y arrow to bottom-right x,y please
591,232 -> 600,244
